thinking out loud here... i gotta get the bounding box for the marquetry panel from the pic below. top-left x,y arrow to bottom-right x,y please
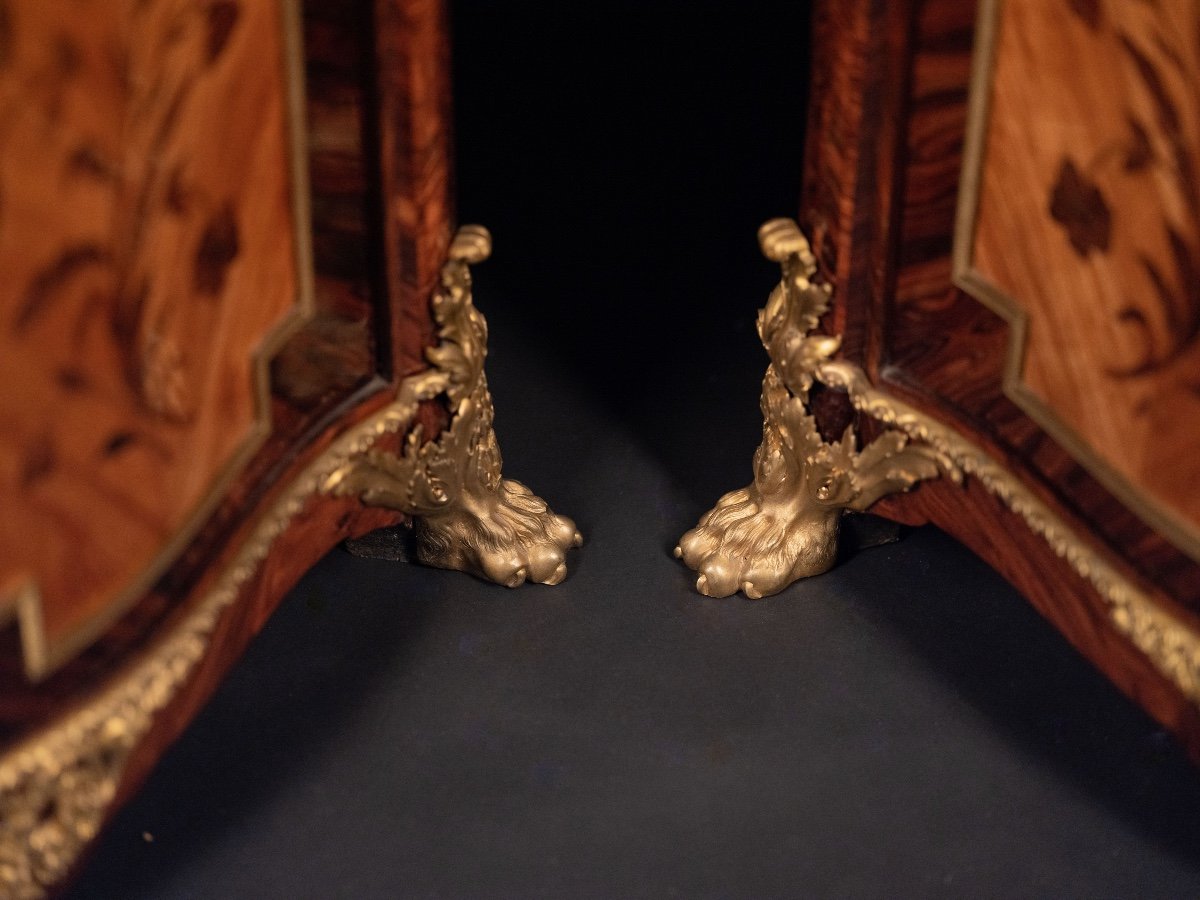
959,0 -> 1200,558
0,0 -> 306,677
800,0 -> 1200,765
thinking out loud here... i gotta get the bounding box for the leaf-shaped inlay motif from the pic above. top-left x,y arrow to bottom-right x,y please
1049,157 -> 1112,257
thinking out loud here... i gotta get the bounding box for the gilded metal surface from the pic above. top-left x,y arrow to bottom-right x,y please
323,225 -> 582,586
0,377 -> 424,897
0,225 -> 577,896
675,219 -> 955,598
818,359 -> 1200,704
677,218 -> 1200,705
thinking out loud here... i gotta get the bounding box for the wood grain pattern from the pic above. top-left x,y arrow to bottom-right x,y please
876,0 -> 1200,609
0,4 -> 455,890
968,0 -> 1200,556
0,0 -> 452,761
82,1 -> 458,874
0,0 -> 303,675
374,0 -> 454,380
802,0 -> 1200,760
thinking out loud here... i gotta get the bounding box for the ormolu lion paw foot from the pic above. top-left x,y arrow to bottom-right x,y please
417,478 -> 582,587
675,218 -> 951,599
675,489 -> 840,599
323,223 -> 582,588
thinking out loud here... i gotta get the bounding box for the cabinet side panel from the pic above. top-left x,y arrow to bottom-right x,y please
967,0 -> 1200,561
801,0 -> 1200,758
0,0 -> 303,674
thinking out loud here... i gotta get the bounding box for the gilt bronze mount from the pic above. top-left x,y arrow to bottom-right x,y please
324,225 -> 582,587
0,225 -> 581,898
675,219 -> 955,598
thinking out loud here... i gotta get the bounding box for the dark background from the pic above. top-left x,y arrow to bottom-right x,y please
450,0 -> 813,478
68,2 -> 1200,897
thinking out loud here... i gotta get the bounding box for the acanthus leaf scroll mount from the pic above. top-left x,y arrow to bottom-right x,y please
324,225 -> 583,588
675,218 -> 958,598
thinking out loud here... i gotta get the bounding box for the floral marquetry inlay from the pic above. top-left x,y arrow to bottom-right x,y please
958,0 -> 1200,560
0,0 -> 309,676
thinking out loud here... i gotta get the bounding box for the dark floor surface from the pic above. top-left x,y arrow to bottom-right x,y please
70,306 -> 1200,899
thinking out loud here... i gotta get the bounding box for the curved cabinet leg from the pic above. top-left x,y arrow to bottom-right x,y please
326,226 -> 582,587
675,219 -> 953,598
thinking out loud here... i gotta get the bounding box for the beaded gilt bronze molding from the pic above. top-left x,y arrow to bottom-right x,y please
675,217 -> 1200,707
0,225 -> 579,897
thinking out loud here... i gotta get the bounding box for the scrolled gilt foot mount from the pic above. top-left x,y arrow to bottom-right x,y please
325,225 -> 582,587
675,219 -> 958,598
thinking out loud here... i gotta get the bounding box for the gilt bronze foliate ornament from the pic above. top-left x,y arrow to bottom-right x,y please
673,218 -> 1200,711
0,227 -> 580,897
324,225 -> 583,587
675,219 -> 955,598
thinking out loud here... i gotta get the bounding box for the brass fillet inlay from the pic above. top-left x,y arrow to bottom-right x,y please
952,0 -> 1200,566
0,0 -> 318,681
